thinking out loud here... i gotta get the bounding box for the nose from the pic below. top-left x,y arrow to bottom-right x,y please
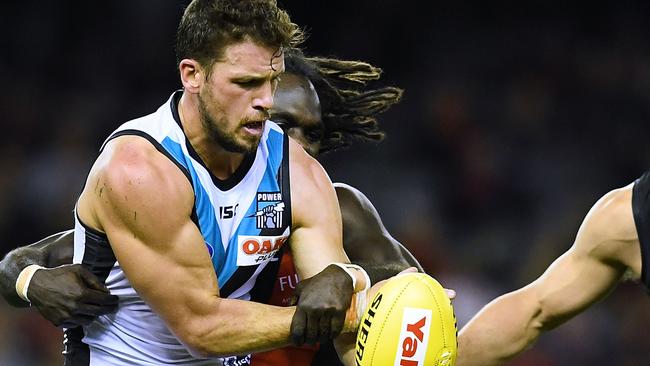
253,81 -> 274,113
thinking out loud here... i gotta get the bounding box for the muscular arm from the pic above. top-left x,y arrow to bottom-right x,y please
287,140 -> 368,345
457,185 -> 642,366
335,182 -> 424,283
81,136 -> 360,357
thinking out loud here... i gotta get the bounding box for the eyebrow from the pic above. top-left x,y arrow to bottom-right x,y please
231,69 -> 284,82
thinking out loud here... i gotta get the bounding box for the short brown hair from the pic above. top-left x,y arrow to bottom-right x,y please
176,0 -> 304,69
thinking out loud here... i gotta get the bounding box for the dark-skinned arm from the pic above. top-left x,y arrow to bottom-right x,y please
0,230 -> 118,327
334,182 -> 424,284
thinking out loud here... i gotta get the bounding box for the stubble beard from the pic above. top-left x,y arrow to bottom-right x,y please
197,89 -> 260,155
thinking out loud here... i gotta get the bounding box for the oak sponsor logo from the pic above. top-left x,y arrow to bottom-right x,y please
355,293 -> 383,365
236,235 -> 288,266
394,308 -> 432,366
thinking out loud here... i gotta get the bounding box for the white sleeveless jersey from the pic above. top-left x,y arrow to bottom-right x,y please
66,91 -> 292,366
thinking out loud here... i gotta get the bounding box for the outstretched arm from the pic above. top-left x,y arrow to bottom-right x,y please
0,230 -> 118,327
457,185 -> 642,366
335,182 -> 424,283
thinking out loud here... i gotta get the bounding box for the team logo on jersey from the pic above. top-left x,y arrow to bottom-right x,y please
394,308 -> 432,366
251,191 -> 284,229
236,234 -> 289,266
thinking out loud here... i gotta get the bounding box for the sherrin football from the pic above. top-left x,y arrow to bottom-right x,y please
355,273 -> 457,366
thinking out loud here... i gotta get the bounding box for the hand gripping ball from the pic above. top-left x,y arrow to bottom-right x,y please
355,273 -> 457,366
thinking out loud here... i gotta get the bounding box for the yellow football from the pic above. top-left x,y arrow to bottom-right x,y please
355,273 -> 457,366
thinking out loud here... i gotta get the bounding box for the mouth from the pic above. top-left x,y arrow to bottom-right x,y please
242,120 -> 265,136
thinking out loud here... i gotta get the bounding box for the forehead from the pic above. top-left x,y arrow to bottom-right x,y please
273,73 -> 321,122
214,39 -> 284,75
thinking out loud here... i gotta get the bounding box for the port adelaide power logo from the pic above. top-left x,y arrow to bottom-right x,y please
252,191 -> 284,229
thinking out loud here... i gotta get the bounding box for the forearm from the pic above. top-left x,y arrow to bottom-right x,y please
179,298 -> 296,357
457,289 -> 542,366
0,246 -> 48,307
0,230 -> 74,307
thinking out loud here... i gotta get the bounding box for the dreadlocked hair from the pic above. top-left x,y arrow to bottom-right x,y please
284,48 -> 404,154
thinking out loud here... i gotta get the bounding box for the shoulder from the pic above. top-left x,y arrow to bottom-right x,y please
584,185 -> 636,243
577,184 -> 639,271
288,138 -> 332,192
87,136 -> 194,230
333,183 -> 380,228
334,183 -> 369,210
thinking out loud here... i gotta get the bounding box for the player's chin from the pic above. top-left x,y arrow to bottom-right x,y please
238,135 -> 262,154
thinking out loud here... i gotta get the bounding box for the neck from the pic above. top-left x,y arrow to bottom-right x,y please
178,92 -> 246,180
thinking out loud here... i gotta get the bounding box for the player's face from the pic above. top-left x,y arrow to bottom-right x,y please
270,73 -> 323,157
198,40 -> 284,154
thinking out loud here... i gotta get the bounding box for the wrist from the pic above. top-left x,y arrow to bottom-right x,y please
15,264 -> 44,303
330,263 -> 371,292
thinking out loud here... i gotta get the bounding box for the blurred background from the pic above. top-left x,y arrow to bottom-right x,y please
2,1 -> 650,364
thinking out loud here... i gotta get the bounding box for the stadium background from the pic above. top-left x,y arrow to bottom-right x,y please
1,1 -> 650,364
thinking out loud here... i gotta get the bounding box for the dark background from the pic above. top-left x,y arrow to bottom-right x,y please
1,1 -> 650,364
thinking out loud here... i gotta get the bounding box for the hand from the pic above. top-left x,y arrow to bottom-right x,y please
290,264 -> 353,346
28,264 -> 118,328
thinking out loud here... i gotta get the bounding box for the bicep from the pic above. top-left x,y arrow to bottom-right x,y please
105,214 -> 219,331
87,139 -> 220,336
289,146 -> 346,279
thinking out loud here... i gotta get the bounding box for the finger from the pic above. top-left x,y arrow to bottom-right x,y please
81,290 -> 119,306
330,311 -> 344,337
73,303 -> 116,317
290,308 -> 307,346
305,310 -> 321,345
444,288 -> 456,300
77,266 -> 110,293
318,310 -> 332,343
397,267 -> 418,276
289,294 -> 298,306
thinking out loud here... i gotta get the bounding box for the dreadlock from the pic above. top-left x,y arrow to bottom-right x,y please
284,48 -> 404,154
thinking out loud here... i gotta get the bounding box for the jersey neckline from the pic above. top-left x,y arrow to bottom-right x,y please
169,90 -> 257,191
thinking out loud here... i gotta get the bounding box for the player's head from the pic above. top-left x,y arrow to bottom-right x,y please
271,48 -> 404,157
176,0 -> 304,154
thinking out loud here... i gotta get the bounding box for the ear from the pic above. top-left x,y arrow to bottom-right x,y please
179,59 -> 204,93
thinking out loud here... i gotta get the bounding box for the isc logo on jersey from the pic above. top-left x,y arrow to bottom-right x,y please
395,308 -> 431,366
237,235 -> 288,266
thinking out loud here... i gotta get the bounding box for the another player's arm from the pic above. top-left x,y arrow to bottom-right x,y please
82,136 -> 302,357
0,229 -> 117,327
457,185 -> 641,366
335,182 -> 424,283
0,230 -> 74,307
287,140 -> 369,345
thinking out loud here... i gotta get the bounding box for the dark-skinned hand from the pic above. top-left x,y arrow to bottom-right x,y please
27,264 -> 118,328
290,264 -> 353,346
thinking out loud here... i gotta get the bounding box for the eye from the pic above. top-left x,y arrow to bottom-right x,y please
234,79 -> 264,89
271,117 -> 290,130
